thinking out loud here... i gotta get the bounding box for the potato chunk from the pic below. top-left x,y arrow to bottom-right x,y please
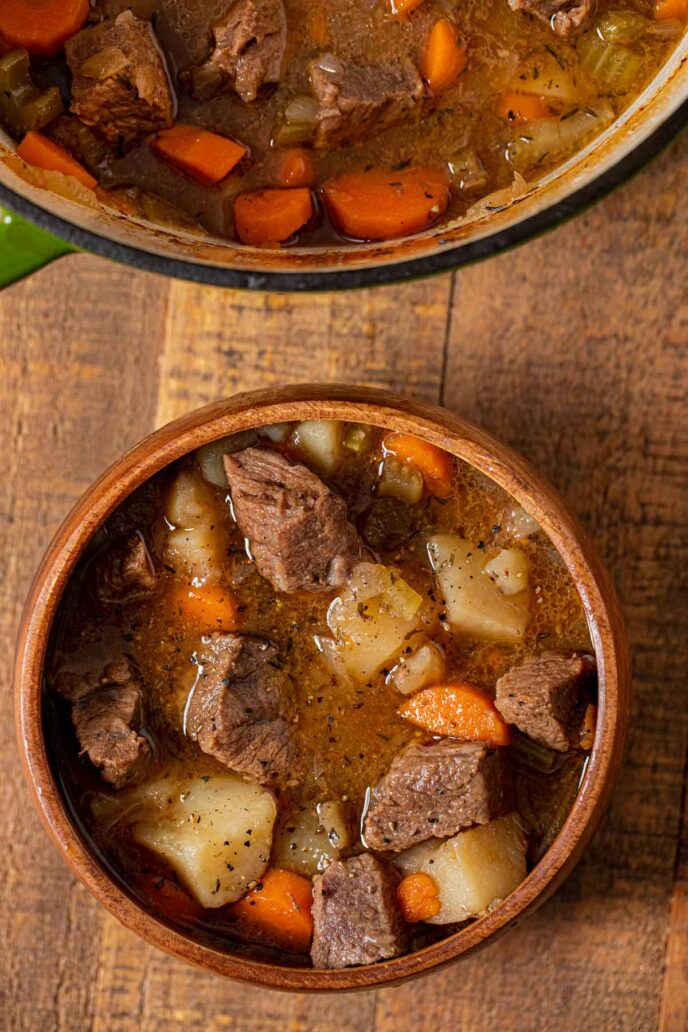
292,419 -> 344,472
126,772 -> 277,908
164,470 -> 224,583
327,562 -> 423,681
427,534 -> 528,642
395,814 -> 527,924
195,431 -> 258,487
271,800 -> 350,877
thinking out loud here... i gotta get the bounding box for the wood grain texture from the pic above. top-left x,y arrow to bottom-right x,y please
2,129 -> 687,1030
0,257 -> 170,1032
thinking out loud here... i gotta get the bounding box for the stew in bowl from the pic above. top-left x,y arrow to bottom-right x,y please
15,388 -> 630,988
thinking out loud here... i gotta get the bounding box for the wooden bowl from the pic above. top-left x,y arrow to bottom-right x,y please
14,385 -> 630,991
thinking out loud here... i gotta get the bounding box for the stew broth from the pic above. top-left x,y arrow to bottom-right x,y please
46,420 -> 595,966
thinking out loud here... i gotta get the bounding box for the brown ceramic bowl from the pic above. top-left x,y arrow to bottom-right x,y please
14,384 -> 630,991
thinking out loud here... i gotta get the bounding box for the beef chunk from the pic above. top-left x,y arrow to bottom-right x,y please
508,0 -> 594,37
311,854 -> 405,968
65,11 -> 174,147
180,0 -> 287,103
309,55 -> 424,148
186,633 -> 297,785
67,659 -> 152,789
98,531 -> 157,603
363,739 -> 509,851
494,651 -> 593,751
223,447 -> 368,594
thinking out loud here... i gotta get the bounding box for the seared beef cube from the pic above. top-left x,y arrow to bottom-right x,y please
186,633 -> 297,785
223,447 -> 368,594
65,12 -> 174,147
98,531 -> 157,603
494,651 -> 593,751
68,659 -> 152,789
309,55 -> 424,148
180,0 -> 287,104
508,0 -> 594,37
311,854 -> 405,968
363,740 -> 509,851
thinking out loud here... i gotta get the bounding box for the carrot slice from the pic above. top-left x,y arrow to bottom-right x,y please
307,9 -> 330,45
231,868 -> 314,952
655,0 -> 688,17
399,683 -> 511,747
323,167 -> 449,242
17,131 -> 97,189
169,582 -> 240,632
390,0 -> 426,14
382,431 -> 454,499
579,703 -> 597,750
270,147 -> 315,188
423,20 -> 467,93
137,873 -> 204,921
151,124 -> 247,185
497,91 -> 553,125
0,0 -> 89,57
234,188 -> 313,245
397,872 -> 441,922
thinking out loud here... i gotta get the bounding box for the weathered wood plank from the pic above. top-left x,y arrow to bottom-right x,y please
0,256 -> 170,1032
660,774 -> 688,1032
154,277 -> 453,426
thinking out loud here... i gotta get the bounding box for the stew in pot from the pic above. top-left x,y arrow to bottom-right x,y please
47,420 -> 598,968
0,0 -> 685,246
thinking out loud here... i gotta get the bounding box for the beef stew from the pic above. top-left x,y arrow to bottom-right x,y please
46,419 -> 598,969
1,0 -> 685,248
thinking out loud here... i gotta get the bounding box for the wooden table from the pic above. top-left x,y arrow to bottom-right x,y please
2,131 -> 686,1032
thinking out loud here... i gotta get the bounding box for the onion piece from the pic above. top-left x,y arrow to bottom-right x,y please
503,504 -> 540,540
505,104 -> 614,172
284,95 -> 319,124
388,642 -> 446,695
483,548 -> 530,596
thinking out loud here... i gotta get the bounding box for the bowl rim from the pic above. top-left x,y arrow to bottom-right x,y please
14,384 -> 630,991
1,95 -> 687,292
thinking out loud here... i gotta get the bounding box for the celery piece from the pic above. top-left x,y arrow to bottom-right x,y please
343,423 -> 374,453
511,732 -> 559,773
0,49 -> 64,136
0,49 -> 30,92
17,88 -> 63,133
378,457 -> 424,505
597,10 -> 652,44
511,51 -> 580,103
578,32 -> 643,93
448,147 -> 489,193
272,120 -> 315,147
383,574 -> 423,622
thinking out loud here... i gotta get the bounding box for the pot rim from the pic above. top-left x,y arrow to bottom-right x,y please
1,94 -> 687,292
14,385 -> 630,990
